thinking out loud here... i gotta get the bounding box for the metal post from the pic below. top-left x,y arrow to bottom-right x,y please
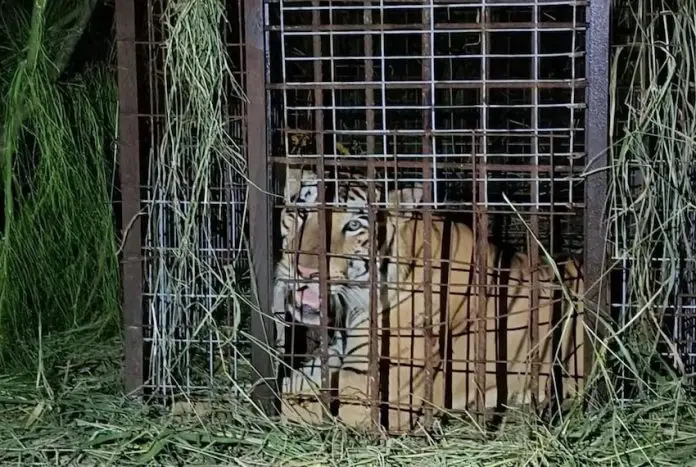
245,0 -> 278,415
115,0 -> 144,396
584,0 -> 611,393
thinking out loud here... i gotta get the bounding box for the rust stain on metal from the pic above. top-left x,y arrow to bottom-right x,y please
473,137 -> 489,423
528,161 -> 541,410
420,2 -> 435,430
528,5 -> 541,412
311,0 -> 332,414
270,157 -> 581,174
270,21 -> 582,33
267,80 -> 586,91
363,3 -> 381,429
473,8 -> 490,422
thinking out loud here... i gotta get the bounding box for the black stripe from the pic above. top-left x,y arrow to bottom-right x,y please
342,367 -> 370,375
438,219 -> 453,411
324,184 -> 335,247
340,321 -> 373,375
330,371 -> 340,415
348,186 -> 368,202
378,209 -> 392,429
376,208 -> 387,253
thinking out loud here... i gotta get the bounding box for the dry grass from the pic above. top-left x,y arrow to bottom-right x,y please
1,335 -> 695,466
2,0 -> 696,465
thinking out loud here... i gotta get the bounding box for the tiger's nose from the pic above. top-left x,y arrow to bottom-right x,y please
296,264 -> 319,279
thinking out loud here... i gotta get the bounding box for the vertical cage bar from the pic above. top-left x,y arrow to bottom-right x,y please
276,0 -> 292,375
312,0 -> 331,412
364,4 -> 381,428
420,0 -> 435,430
528,2 -> 541,410
473,135 -> 489,422
228,0 -> 249,386
584,0 -> 610,386
145,0 -> 166,396
245,0 -> 277,414
474,6 -> 490,422
115,0 -> 144,395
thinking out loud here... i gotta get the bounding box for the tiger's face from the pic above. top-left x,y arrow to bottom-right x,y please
278,170 -> 375,327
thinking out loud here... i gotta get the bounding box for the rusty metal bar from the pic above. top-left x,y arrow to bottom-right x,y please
584,0 -> 610,391
312,0 -> 331,414
528,2 -> 541,411
550,135 -> 557,256
271,157 -> 581,174
267,80 -> 585,91
389,135 -> 400,430
115,0 -> 144,396
276,206 -> 584,219
274,0 -> 589,4
420,1 -> 435,430
363,4 -> 381,429
280,128 -> 580,138
473,144 -> 489,423
474,8 -> 491,424
269,21 -> 582,32
245,0 -> 278,415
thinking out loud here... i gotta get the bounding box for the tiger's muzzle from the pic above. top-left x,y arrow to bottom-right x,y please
286,265 -> 341,327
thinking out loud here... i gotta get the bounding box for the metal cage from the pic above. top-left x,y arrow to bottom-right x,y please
254,0 -> 610,433
115,0 -> 252,400
115,0 -> 612,433
609,2 -> 696,392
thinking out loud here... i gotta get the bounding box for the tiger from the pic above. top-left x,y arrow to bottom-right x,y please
274,167 -> 585,433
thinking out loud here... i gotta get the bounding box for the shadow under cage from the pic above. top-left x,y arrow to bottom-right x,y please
255,0 -> 610,433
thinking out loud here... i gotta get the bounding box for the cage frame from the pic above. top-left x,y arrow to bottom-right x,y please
253,0 -> 612,427
114,0 -> 613,423
583,0 -> 610,383
115,0 -> 259,399
115,0 -> 145,395
245,0 -> 280,414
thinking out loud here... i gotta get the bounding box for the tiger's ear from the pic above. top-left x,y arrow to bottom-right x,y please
284,167 -> 318,202
386,184 -> 424,209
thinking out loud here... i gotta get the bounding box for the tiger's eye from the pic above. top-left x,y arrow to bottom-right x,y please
345,220 -> 362,231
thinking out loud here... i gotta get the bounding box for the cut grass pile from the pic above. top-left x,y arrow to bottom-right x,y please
1,0 -> 696,465
1,336 -> 696,466
607,0 -> 696,382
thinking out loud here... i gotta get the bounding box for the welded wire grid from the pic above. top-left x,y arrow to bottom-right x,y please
134,0 -> 251,400
268,0 -> 587,428
610,5 -> 696,384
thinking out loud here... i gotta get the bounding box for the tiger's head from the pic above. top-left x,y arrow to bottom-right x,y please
276,168 -> 423,327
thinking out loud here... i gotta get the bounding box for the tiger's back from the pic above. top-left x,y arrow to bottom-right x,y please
336,214 -> 584,431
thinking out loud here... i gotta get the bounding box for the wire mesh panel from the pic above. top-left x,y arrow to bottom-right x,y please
119,0 -> 252,401
266,0 -> 592,433
609,2 -> 696,391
